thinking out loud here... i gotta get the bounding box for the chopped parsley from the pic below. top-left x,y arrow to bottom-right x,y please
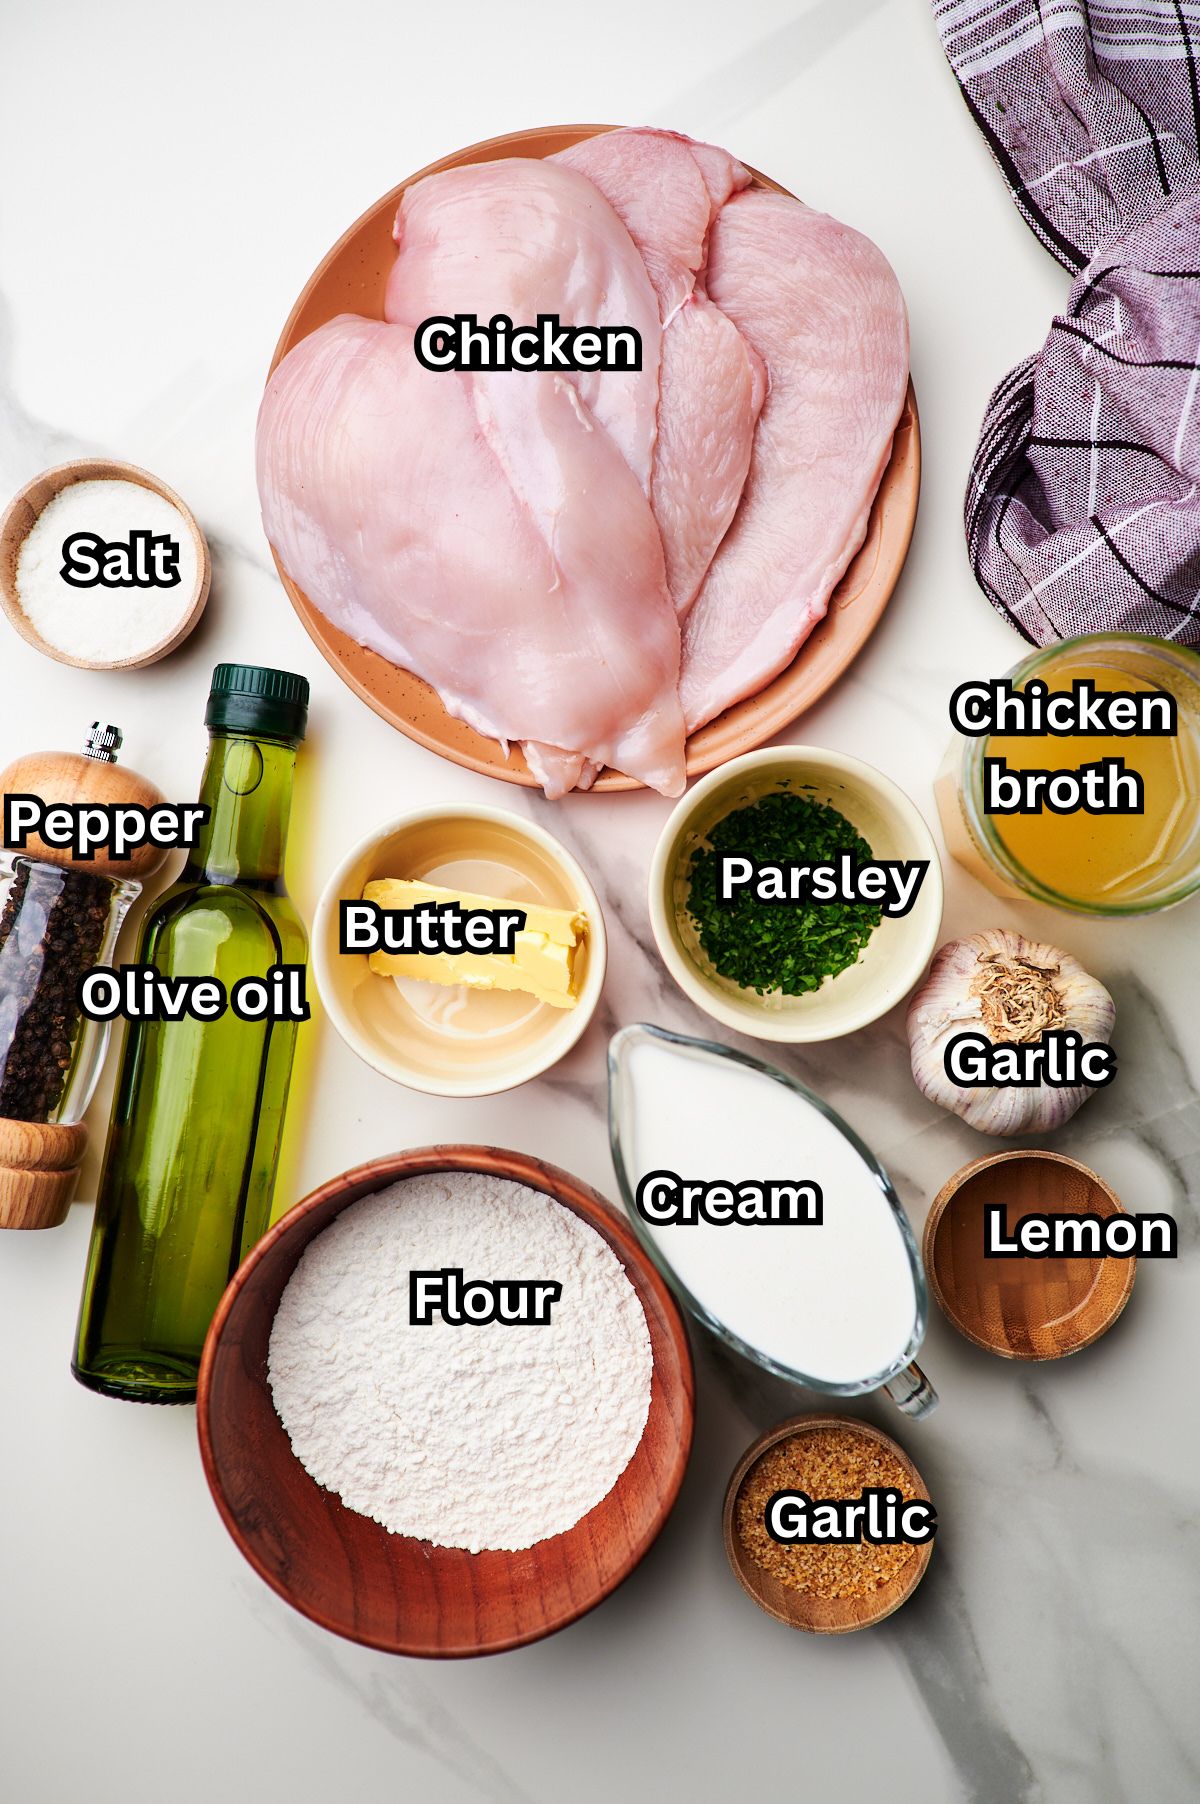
685,791 -> 882,996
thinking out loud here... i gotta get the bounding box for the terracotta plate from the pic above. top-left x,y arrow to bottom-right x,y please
266,125 -> 921,791
197,1147 -> 694,1657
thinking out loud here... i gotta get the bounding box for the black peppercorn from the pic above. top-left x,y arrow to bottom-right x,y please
0,859 -> 111,1122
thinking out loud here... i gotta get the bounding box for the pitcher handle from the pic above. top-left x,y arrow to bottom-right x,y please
883,1360 -> 938,1420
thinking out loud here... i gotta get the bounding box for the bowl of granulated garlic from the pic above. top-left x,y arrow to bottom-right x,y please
723,1412 -> 936,1632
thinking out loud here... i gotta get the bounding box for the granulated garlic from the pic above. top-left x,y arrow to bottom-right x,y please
735,1426 -> 919,1600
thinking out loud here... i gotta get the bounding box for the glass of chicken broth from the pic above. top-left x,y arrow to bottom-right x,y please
948,634 -> 1200,915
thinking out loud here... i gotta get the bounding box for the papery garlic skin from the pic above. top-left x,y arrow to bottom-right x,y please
906,929 -> 1115,1135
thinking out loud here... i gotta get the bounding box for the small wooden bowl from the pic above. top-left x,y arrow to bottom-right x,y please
723,1413 -> 934,1633
923,1150 -> 1135,1361
0,459 -> 211,670
266,124 -> 920,790
198,1146 -> 694,1657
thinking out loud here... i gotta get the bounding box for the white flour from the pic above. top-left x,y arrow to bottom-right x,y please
268,1173 -> 653,1553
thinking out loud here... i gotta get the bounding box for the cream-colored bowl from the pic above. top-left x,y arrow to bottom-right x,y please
648,747 -> 943,1043
313,805 -> 606,1096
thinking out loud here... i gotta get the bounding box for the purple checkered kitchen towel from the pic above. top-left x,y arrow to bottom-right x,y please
934,0 -> 1200,644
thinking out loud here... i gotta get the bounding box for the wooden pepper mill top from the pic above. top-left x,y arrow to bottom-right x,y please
0,724 -> 168,1229
1,722 -> 170,881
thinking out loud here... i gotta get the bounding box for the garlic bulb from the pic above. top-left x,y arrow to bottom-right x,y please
906,928 -> 1115,1135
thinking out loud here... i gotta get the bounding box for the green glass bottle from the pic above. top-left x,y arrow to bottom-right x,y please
73,665 -> 309,1403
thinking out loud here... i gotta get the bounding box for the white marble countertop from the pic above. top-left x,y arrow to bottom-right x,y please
1,2 -> 1198,1800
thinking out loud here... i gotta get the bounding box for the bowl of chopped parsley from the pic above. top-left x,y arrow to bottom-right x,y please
648,747 -> 943,1042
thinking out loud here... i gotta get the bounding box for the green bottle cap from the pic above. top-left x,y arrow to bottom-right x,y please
205,665 -> 309,741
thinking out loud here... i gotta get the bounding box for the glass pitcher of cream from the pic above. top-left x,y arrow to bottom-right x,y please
608,1024 -> 936,1419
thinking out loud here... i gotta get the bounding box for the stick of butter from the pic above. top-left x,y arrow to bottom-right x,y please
362,878 -> 586,1008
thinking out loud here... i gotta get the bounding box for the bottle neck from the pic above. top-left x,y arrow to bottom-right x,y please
184,731 -> 298,887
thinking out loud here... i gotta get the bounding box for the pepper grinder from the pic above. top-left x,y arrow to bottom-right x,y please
0,724 -> 167,1229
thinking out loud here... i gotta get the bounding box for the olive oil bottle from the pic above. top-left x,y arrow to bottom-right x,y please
73,666 -> 309,1402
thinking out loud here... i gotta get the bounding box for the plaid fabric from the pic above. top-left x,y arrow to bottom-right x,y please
935,0 -> 1200,643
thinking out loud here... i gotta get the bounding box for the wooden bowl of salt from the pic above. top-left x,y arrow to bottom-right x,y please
0,459 -> 210,670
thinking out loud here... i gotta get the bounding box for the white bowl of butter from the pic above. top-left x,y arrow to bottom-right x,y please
313,805 -> 607,1095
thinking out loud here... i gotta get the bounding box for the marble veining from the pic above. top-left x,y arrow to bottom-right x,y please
1,2 -> 1198,1801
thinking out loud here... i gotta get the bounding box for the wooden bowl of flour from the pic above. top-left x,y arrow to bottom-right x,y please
198,1146 -> 694,1657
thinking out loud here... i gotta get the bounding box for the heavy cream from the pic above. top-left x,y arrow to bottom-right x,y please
609,1026 -> 920,1386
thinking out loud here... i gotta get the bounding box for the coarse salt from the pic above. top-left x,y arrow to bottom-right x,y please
268,1173 -> 654,1553
16,478 -> 200,664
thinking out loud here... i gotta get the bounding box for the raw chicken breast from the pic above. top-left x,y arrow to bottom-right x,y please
653,303 -> 766,616
385,158 -> 661,493
679,191 -> 909,732
558,129 -> 765,615
257,316 -> 686,797
261,156 -> 687,796
556,128 -> 747,321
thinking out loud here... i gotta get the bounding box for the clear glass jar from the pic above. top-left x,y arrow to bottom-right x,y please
936,633 -> 1200,916
0,854 -> 140,1125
